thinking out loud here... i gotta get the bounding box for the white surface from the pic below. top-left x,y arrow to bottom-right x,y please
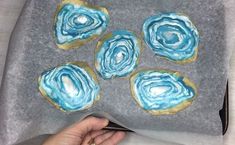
0,0 -> 234,145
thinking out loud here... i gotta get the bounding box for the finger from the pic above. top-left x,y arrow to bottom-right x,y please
99,131 -> 126,145
60,116 -> 109,142
63,116 -> 109,134
93,131 -> 115,145
91,130 -> 110,138
81,130 -> 109,145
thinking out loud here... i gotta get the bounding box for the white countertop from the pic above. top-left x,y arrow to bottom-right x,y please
0,0 -> 234,145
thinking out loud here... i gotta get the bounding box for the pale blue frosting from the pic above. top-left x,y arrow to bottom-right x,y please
55,3 -> 109,45
39,63 -> 100,111
95,30 -> 141,79
131,70 -> 196,111
143,13 -> 199,62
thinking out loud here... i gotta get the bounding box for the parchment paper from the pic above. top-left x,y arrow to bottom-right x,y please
0,0 -> 233,145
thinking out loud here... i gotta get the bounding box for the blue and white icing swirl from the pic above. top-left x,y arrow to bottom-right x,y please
38,62 -> 100,112
143,13 -> 199,63
95,30 -> 141,79
130,70 -> 196,115
54,0 -> 109,49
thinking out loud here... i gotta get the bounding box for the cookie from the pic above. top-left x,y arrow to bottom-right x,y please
95,30 -> 142,79
130,69 -> 197,115
38,62 -> 100,112
143,13 -> 199,63
54,0 -> 109,50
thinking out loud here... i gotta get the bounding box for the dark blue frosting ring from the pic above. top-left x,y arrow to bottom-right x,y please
38,62 -> 100,112
130,70 -> 197,115
95,30 -> 141,79
143,13 -> 199,63
54,0 -> 109,49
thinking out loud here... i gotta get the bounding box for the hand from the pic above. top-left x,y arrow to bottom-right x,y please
42,116 -> 126,145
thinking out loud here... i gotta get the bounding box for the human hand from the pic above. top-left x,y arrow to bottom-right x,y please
43,116 -> 126,145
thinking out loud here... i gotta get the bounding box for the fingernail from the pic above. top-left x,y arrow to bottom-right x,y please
100,118 -> 109,125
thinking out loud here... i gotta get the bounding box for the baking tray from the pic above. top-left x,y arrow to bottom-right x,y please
0,1 -> 229,144
105,82 -> 229,135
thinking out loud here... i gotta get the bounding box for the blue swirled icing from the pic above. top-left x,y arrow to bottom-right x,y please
143,13 -> 199,63
95,30 -> 141,79
54,0 -> 109,49
38,62 -> 100,112
130,70 -> 196,115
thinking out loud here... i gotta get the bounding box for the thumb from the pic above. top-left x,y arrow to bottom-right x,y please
61,116 -> 109,140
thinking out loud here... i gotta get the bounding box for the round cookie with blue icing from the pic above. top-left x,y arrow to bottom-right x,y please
54,0 -> 109,50
38,62 -> 100,112
143,13 -> 199,63
130,69 -> 197,115
95,30 -> 142,79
